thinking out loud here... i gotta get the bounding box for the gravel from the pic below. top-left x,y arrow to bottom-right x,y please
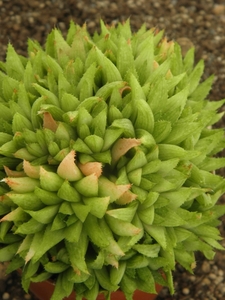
0,0 -> 225,299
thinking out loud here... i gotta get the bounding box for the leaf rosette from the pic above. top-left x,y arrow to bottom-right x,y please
0,20 -> 225,299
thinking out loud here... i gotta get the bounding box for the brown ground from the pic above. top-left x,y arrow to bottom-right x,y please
0,0 -> 225,299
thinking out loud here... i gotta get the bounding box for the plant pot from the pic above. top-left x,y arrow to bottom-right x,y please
29,279 -> 163,300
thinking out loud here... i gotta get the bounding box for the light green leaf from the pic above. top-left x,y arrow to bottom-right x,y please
6,44 -> 25,80
144,224 -> 167,249
132,244 -> 160,258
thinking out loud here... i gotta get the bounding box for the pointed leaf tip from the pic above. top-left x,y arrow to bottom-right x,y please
23,160 -> 40,179
43,112 -> 58,132
111,138 -> 141,166
57,150 -> 83,181
78,161 -> 102,178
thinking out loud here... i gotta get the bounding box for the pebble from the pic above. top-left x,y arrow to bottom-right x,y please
214,276 -> 223,285
209,273 -> 217,280
0,262 -> 9,280
182,287 -> 190,295
176,37 -> 194,56
2,292 -> 10,300
0,279 -> 6,293
201,260 -> 210,273
201,277 -> 211,286
213,5 -> 225,15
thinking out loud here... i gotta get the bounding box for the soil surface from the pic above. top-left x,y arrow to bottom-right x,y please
0,0 -> 225,299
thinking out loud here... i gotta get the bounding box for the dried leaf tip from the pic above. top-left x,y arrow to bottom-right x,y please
23,160 -> 40,179
78,161 -> 103,178
3,165 -> 25,177
111,138 -> 141,166
57,150 -> 83,181
42,112 -> 58,132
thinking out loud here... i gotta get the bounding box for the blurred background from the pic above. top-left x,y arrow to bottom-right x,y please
0,1 -> 225,299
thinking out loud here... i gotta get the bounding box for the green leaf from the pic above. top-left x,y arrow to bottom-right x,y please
174,245 -> 195,273
117,37 -> 135,78
84,135 -> 104,153
31,225 -> 65,263
6,44 -> 25,80
7,192 -> 44,211
105,214 -> 142,237
95,81 -> 126,101
161,85 -> 189,124
132,244 -> 160,258
40,168 -> 64,192
106,202 -> 138,222
202,237 -> 224,251
133,99 -> 154,133
158,144 -> 199,160
147,77 -> 168,114
17,83 -> 32,119
126,254 -> 150,269
134,33 -> 154,84
77,63 -> 97,101
57,181 -> 81,203
162,188 -> 192,209
144,224 -> 167,249
0,102 -> 13,123
120,273 -> 137,297
98,217 -> 125,256
64,220 -> 82,243
188,59 -> 205,95
87,250 -> 105,270
138,205 -> 154,225
153,120 -> 172,143
34,187 -> 63,205
15,218 -> 45,235
1,207 -> 28,224
60,93 -> 80,112
190,75 -> 214,101
12,112 -> 33,133
74,173 -> 98,197
83,196 -> 110,219
154,207 -> 186,227
96,47 -> 122,83
25,204 -> 60,224
50,273 -> 72,300
39,104 -> 64,121
0,242 -> 21,261
163,120 -> 201,145
111,118 -> 135,138
126,149 -> 147,173
101,128 -> 123,151
83,214 -> 109,248
94,267 -> 118,291
44,261 -> 69,273
65,233 -> 89,274
136,267 -> 157,294
110,261 -> 126,285
30,272 -> 52,283
32,83 -> 59,106
127,168 -> 142,186
70,202 -> 90,222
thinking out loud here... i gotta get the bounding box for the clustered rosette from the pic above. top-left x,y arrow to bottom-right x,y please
0,20 -> 225,300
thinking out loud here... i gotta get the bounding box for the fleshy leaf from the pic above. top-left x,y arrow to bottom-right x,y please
74,173 -> 98,197
83,196 -> 110,218
57,180 -> 81,203
98,176 -> 131,203
111,138 -> 141,166
57,150 -> 83,181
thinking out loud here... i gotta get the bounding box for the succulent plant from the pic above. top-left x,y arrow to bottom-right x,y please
0,20 -> 225,300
